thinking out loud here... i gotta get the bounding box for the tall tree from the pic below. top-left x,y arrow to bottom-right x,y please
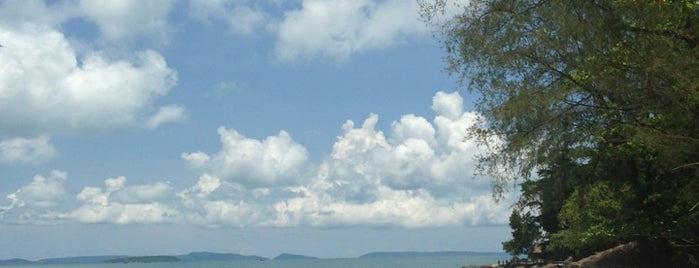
502,209 -> 540,256
422,0 -> 699,264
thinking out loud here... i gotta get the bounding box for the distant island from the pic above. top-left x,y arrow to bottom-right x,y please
0,255 -> 127,265
179,252 -> 267,262
274,253 -> 318,260
105,256 -> 180,263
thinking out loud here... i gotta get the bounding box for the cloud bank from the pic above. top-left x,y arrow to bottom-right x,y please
1,91 -> 513,228
186,0 -> 431,61
72,177 -> 177,225
2,0 -> 451,63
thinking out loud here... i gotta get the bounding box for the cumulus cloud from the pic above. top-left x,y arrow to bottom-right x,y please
182,127 -> 309,187
1,170 -> 68,223
71,176 -> 177,225
1,173 -> 177,225
274,0 -> 428,61
0,92 -> 512,228
0,24 -> 178,136
177,174 -> 279,227
0,136 -> 57,164
263,93 -> 509,228
323,95 -> 488,200
432,91 -> 464,120
180,91 -> 513,228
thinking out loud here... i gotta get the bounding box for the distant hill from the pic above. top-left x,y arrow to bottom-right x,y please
36,255 -> 127,264
0,255 -> 128,265
105,256 -> 180,263
274,253 -> 318,260
0,259 -> 31,265
358,251 -> 507,259
178,252 -> 267,262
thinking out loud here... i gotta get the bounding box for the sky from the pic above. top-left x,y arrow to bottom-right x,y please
0,0 -> 517,260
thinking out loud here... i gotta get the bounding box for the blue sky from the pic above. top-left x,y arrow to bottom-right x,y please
0,0 -> 515,260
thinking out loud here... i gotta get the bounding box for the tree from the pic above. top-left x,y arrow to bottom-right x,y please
502,209 -> 540,256
422,0 -> 699,264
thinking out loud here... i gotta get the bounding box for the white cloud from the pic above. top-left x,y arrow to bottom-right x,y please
187,0 -> 430,60
177,174 -> 279,227
0,91 -> 512,228
0,24 -> 178,136
179,91 -> 513,228
325,102 -> 487,199
72,176 -> 177,225
274,0 -> 428,61
6,171 -> 67,209
273,184 -> 506,228
432,91 -> 464,120
198,200 -> 274,227
1,173 -> 178,225
146,105 -> 187,129
0,170 -> 68,223
182,127 -> 309,187
0,136 -> 57,164
265,96 -> 512,227
78,0 -> 175,41
111,181 -> 172,203
71,202 -> 176,225
190,174 -> 221,196
181,151 -> 211,169
390,114 -> 437,145
76,186 -> 109,206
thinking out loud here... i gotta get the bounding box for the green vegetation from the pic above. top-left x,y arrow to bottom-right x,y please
422,0 -> 699,265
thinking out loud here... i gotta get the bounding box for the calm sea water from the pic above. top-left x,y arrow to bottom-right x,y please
2,255 -> 508,268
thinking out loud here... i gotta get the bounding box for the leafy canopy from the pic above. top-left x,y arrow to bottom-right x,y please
422,0 -> 699,262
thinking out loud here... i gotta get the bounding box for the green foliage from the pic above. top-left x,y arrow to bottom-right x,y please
502,209 -> 540,256
548,181 -> 633,254
422,0 -> 699,263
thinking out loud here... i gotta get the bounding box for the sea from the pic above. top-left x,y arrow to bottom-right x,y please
0,255 -> 508,268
